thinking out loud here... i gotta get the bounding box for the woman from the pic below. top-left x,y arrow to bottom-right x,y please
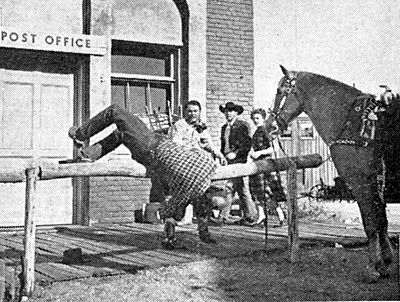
249,108 -> 285,227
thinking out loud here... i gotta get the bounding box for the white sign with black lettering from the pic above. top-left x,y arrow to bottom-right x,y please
0,27 -> 107,55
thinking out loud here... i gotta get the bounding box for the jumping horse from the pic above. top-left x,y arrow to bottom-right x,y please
266,65 -> 396,282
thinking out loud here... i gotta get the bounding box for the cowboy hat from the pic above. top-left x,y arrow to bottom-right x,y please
219,102 -> 244,114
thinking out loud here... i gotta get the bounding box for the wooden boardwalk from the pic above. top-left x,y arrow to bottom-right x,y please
0,220 -> 399,286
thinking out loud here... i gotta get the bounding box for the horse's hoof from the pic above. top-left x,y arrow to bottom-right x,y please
377,266 -> 390,278
199,233 -> 217,244
383,257 -> 393,266
363,266 -> 381,283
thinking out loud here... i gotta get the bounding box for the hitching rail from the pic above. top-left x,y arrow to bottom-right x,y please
0,153 -> 322,300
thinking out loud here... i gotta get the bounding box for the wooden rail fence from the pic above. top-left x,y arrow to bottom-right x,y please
0,154 -> 322,301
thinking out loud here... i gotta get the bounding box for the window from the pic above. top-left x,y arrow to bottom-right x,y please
299,121 -> 314,139
111,40 -> 181,119
280,124 -> 293,139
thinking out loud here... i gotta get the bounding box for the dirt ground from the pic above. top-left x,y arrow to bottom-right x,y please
29,239 -> 399,302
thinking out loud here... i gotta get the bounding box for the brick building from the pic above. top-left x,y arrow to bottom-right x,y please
0,0 -> 255,226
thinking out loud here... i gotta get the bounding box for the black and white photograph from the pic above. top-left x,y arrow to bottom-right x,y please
0,0 -> 398,301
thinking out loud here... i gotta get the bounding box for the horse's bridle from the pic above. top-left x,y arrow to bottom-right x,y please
269,72 -> 301,129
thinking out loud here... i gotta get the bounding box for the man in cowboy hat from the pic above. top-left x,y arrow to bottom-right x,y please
216,101 -> 258,226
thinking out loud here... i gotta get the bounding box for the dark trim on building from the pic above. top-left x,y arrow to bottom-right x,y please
173,0 -> 189,106
72,0 -> 91,226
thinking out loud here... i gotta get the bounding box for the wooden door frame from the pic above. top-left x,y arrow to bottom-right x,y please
0,50 -> 86,226
72,56 -> 90,226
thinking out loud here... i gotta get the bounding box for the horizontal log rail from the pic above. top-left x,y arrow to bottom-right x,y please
7,153 -> 322,301
0,153 -> 322,183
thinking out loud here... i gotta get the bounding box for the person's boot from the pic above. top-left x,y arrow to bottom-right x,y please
59,144 -> 98,164
162,218 -> 177,249
68,126 -> 85,148
197,217 -> 216,244
80,144 -> 102,161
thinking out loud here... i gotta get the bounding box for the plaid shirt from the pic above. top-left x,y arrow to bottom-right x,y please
152,139 -> 216,220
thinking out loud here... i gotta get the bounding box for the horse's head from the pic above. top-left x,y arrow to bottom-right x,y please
266,65 -> 304,133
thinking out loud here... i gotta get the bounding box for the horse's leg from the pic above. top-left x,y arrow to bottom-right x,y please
376,200 -> 393,276
352,182 -> 383,281
378,227 -> 393,277
330,146 -> 383,281
373,155 -> 394,276
379,148 -> 396,273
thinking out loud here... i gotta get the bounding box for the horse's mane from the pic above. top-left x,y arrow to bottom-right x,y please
299,71 -> 364,95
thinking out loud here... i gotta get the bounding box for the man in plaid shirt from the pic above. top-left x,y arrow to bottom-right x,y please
67,104 -> 217,248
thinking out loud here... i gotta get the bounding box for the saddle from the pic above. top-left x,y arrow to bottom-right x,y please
339,87 -> 397,145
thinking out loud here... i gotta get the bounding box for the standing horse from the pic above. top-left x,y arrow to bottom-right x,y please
266,65 -> 395,282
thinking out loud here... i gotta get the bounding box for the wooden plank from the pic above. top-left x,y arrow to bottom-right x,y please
108,223 -> 165,234
114,224 -> 266,256
99,225 -> 163,248
52,232 -> 152,268
1,236 -> 57,261
84,227 -> 176,266
55,228 -> 142,252
178,224 -> 266,242
34,271 -> 56,285
35,233 -> 108,256
0,236 -> 24,250
2,233 -> 124,284
117,224 -> 202,261
120,251 -> 174,267
116,223 -> 266,260
41,235 -> 126,276
126,221 -> 366,249
118,224 -> 211,259
68,265 -> 123,279
34,263 -> 74,281
37,234 -> 121,255
43,232 -> 138,261
50,229 -> 159,268
34,237 -> 73,255
51,233 -> 135,254
44,263 -> 89,279
141,249 -> 194,264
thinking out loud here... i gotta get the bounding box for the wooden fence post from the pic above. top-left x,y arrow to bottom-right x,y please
286,161 -> 299,262
21,167 -> 40,300
0,247 -> 4,302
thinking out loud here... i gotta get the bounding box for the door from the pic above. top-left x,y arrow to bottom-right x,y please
0,69 -> 74,226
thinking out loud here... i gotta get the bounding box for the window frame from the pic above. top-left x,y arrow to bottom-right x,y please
298,120 -> 315,140
110,40 -> 181,116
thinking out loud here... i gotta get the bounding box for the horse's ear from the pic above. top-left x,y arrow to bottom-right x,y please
280,65 -> 289,77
